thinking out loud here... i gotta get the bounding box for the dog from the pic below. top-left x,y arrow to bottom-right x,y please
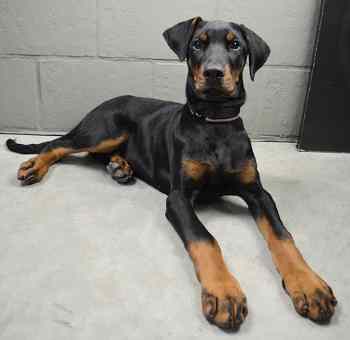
6,18 -> 337,331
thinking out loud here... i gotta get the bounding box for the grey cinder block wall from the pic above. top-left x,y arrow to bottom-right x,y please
0,0 -> 321,139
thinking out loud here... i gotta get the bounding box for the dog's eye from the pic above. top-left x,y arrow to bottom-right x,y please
228,39 -> 240,51
193,40 -> 202,51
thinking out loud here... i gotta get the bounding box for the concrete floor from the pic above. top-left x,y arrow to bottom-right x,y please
0,134 -> 349,340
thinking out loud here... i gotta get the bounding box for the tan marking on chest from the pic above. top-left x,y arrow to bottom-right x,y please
225,160 -> 257,184
182,160 -> 213,182
239,159 -> 257,184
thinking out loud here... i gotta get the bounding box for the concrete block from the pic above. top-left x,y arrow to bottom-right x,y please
0,0 -> 96,56
98,0 -> 217,59
39,60 -> 153,131
217,0 -> 321,66
0,59 -> 39,131
152,62 -> 187,103
242,67 -> 310,137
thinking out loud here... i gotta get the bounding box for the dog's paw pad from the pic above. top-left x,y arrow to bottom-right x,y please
107,161 -> 134,185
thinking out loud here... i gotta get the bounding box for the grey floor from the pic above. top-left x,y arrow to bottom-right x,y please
1,134 -> 349,340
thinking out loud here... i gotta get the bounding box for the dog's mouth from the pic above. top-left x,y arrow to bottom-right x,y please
202,83 -> 236,97
192,66 -> 240,99
196,81 -> 238,100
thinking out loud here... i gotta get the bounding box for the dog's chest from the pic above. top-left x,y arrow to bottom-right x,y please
182,128 -> 255,188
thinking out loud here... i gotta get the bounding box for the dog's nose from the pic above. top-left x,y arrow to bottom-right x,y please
203,68 -> 224,80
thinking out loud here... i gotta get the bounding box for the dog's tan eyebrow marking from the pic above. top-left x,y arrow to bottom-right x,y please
199,32 -> 208,42
226,32 -> 236,42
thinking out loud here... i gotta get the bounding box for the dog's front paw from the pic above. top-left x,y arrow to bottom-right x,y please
282,269 -> 337,324
201,279 -> 248,331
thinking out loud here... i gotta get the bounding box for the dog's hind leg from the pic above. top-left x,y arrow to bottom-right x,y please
16,133 -> 129,185
16,136 -> 74,185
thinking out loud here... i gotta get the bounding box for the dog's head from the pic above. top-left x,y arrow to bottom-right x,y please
163,18 -> 270,100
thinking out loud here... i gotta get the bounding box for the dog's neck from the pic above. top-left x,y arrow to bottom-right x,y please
185,76 -> 246,123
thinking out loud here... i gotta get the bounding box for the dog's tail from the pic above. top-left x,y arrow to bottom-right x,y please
6,138 -> 57,154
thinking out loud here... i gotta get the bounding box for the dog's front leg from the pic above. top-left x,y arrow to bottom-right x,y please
239,181 -> 337,323
166,190 -> 248,331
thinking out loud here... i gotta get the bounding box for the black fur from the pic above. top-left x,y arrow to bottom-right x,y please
6,138 -> 51,154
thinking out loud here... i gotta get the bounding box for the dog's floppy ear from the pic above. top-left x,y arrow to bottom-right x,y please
240,25 -> 270,81
163,17 -> 202,61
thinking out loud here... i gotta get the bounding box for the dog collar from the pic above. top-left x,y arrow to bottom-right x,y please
188,105 -> 241,123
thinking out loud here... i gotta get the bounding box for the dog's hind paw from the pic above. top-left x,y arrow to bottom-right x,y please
17,157 -> 49,185
107,159 -> 134,184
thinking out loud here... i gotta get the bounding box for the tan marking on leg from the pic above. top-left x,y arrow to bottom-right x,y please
109,154 -> 133,177
188,240 -> 248,330
188,240 -> 238,295
239,159 -> 257,184
110,154 -> 129,166
257,215 -> 305,273
87,133 -> 128,154
182,160 -> 212,182
17,147 -> 73,185
17,133 -> 128,185
256,214 -> 337,323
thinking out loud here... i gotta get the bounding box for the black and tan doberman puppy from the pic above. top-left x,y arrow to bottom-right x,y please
6,18 -> 337,331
